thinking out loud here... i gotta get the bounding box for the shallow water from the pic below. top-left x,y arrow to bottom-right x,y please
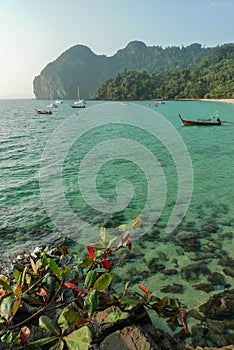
0,98 -> 233,311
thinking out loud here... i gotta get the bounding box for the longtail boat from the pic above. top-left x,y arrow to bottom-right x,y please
179,114 -> 221,126
35,108 -> 52,115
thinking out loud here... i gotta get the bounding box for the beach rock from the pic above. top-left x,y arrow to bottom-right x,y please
99,326 -> 154,350
199,289 -> 234,319
91,305 -> 184,350
189,290 -> 234,348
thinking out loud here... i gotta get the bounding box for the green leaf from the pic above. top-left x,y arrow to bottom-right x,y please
13,267 -> 21,284
169,297 -> 180,310
39,315 -> 60,335
1,330 -> 13,344
35,258 -> 42,270
58,307 -> 70,332
65,309 -> 86,326
122,281 -> 130,296
119,297 -> 139,310
41,248 -> 50,268
22,295 -> 43,306
116,224 -> 128,232
60,266 -> 70,281
84,270 -> 97,289
0,295 -> 14,320
26,336 -> 58,349
42,273 -> 56,294
21,266 -> 28,285
85,290 -> 98,317
48,260 -> 61,279
80,256 -> 93,269
102,311 -> 129,324
93,273 -> 112,291
49,339 -> 64,350
0,278 -> 13,293
107,237 -> 118,249
100,225 -> 106,244
64,326 -> 92,350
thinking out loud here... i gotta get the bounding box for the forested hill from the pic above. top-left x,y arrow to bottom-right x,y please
33,41 -> 216,99
96,44 -> 234,100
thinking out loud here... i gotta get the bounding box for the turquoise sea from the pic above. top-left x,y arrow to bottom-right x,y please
0,99 -> 234,312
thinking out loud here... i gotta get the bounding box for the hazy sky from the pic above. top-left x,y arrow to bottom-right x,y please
0,0 -> 233,98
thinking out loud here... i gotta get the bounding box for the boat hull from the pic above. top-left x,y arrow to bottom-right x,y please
35,108 -> 52,115
71,104 -> 86,109
179,114 -> 221,126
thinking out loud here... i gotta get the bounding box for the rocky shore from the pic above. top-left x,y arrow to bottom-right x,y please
0,246 -> 234,349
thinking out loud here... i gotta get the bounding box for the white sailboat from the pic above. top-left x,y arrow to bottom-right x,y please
71,86 -> 85,108
47,95 -> 58,108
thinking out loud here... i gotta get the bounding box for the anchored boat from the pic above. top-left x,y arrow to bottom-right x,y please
179,114 -> 221,126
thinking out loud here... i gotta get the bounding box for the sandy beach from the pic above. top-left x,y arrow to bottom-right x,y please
201,98 -> 234,105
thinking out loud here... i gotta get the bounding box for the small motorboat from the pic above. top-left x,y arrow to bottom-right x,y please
47,102 -> 58,108
35,108 -> 52,115
147,103 -> 158,107
179,114 -> 221,126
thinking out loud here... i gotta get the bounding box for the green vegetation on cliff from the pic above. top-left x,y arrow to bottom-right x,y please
95,44 -> 234,100
33,41 -> 216,99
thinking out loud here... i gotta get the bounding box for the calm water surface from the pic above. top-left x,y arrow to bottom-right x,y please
0,99 -> 233,309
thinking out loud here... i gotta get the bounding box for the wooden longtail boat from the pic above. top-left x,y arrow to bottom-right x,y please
179,114 -> 221,126
35,108 -> 52,115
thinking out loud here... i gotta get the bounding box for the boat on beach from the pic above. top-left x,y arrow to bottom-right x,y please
35,108 -> 52,115
179,114 -> 221,126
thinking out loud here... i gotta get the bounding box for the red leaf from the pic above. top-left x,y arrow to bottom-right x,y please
86,245 -> 95,260
35,286 -> 50,303
64,282 -> 84,294
126,237 -> 132,251
179,310 -> 189,334
138,285 -> 151,302
100,260 -> 111,270
116,231 -> 130,250
0,290 -> 9,299
19,326 -> 30,345
122,230 -> 130,243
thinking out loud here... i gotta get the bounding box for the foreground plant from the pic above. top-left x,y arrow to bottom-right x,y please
0,216 -> 188,349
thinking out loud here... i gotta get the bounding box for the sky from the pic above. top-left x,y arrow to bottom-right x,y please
0,0 -> 233,99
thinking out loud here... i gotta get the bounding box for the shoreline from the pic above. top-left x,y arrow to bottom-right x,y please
201,98 -> 234,105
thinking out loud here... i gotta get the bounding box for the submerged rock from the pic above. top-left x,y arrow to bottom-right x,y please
160,283 -> 184,294
181,261 -> 210,281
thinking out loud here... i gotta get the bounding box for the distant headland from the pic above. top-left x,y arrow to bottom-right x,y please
33,41 -> 234,101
